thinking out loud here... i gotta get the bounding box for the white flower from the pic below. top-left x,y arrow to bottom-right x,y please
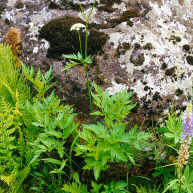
70,23 -> 86,31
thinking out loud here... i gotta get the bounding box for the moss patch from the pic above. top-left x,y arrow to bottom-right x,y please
165,67 -> 176,76
97,0 -> 121,13
182,44 -> 190,52
39,16 -> 109,58
117,42 -> 130,56
186,55 -> 193,65
108,8 -> 140,26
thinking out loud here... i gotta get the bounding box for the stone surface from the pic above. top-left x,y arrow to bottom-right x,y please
0,0 -> 192,127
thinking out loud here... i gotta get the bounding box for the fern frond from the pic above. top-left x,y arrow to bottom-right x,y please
0,43 -> 31,107
63,182 -> 88,193
0,97 -> 13,115
21,62 -> 54,99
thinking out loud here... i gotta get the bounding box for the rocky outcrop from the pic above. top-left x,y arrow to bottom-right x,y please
0,0 -> 192,127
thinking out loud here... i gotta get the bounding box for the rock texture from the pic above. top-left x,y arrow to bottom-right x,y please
0,0 -> 192,127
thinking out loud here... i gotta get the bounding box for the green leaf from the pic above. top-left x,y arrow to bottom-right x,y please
128,154 -> 135,165
46,130 -> 63,138
77,52 -> 83,60
90,111 -> 103,116
63,53 -> 78,60
62,61 -> 80,71
85,56 -> 92,64
162,179 -> 178,193
93,165 -> 101,180
41,158 -> 61,165
164,133 -> 176,138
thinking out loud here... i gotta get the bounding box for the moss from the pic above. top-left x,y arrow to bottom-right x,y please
143,43 -> 153,50
152,92 -> 162,101
117,42 -> 130,56
48,1 -> 61,9
5,18 -> 10,25
130,51 -> 145,66
109,8 -> 140,24
165,67 -> 176,76
161,63 -> 167,70
98,5 -> 116,13
97,0 -> 121,13
15,1 -> 24,9
175,88 -> 183,96
144,85 -> 150,91
39,16 -> 109,58
122,42 -> 130,50
100,0 -> 121,6
61,0 -> 80,10
169,35 -> 181,44
182,44 -> 190,52
134,43 -> 141,50
186,55 -> 193,65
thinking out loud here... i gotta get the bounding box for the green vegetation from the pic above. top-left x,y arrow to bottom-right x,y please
62,0 -> 97,115
0,0 -> 193,191
0,42 -> 193,193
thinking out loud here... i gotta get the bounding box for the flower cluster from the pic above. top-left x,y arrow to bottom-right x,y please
70,23 -> 86,31
177,104 -> 193,168
181,104 -> 193,144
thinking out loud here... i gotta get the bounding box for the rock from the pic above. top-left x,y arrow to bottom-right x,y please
7,0 -> 18,7
0,1 -> 7,18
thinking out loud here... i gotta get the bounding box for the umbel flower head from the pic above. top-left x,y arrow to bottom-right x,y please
70,23 -> 86,31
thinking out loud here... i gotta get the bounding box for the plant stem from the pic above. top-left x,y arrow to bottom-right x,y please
85,21 -> 88,58
179,167 -> 182,193
84,64 -> 92,114
126,171 -> 129,187
78,31 -> 83,56
84,0 -> 96,58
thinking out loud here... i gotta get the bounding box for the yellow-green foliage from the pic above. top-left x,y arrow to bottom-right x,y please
0,43 -> 31,108
0,44 -> 32,192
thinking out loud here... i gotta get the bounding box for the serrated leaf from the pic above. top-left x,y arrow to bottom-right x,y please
62,61 -> 79,71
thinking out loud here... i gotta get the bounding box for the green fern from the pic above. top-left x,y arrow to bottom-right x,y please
63,182 -> 88,193
0,44 -> 31,108
75,83 -> 151,180
91,82 -> 136,127
164,108 -> 183,145
0,91 -> 33,193
133,184 -> 161,193
21,62 -> 54,100
29,92 -> 78,173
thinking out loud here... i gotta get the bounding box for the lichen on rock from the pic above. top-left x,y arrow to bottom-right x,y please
0,0 -> 192,126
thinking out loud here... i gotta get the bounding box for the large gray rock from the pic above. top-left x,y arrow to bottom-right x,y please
0,0 -> 192,127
